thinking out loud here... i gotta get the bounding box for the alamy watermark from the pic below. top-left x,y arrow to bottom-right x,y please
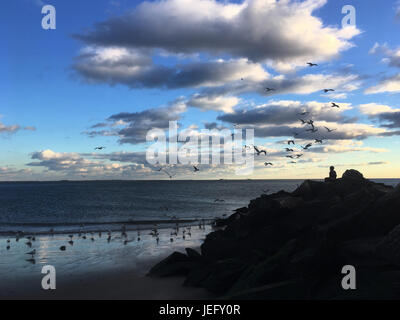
41,5 -> 56,30
146,121 -> 255,175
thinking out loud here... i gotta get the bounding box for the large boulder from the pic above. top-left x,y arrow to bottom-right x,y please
342,169 -> 364,180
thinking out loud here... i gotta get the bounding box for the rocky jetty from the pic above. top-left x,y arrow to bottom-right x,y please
149,170 -> 400,299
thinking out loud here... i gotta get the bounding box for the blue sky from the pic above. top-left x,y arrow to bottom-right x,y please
1,0 -> 400,180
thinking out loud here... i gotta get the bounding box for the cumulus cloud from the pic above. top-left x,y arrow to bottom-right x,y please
370,43 -> 400,68
85,98 -> 187,144
73,46 -> 269,89
27,149 -> 152,178
74,0 -> 360,68
365,73 -> 400,94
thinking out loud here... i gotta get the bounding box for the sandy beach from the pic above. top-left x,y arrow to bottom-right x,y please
0,225 -> 214,300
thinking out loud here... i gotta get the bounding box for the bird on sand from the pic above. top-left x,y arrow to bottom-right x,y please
26,249 -> 36,256
307,62 -> 318,67
253,146 -> 267,156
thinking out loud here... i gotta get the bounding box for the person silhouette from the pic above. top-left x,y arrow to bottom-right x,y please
325,166 -> 337,182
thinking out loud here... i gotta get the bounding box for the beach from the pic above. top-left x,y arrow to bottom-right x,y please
0,225 -> 213,299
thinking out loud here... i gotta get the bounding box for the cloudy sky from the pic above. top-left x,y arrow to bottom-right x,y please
1,0 -> 400,180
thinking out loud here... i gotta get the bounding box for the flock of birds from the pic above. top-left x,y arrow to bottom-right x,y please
3,220 -> 209,265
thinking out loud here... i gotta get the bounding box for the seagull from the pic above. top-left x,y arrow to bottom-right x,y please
264,162 -> 273,166
306,120 -> 314,126
285,148 -> 294,152
286,155 -> 295,159
265,87 -> 275,92
287,140 -> 295,145
324,127 -> 336,133
193,166 -> 199,172
323,89 -> 335,93
331,103 -> 340,108
307,62 -> 318,67
315,139 -> 323,144
290,161 -> 297,164
94,146 -> 106,150
253,146 -> 267,156
302,143 -> 313,150
26,249 -> 36,256
60,246 -> 66,251
296,154 -> 303,158
299,119 -> 307,124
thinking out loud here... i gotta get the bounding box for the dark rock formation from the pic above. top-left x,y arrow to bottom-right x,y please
149,171 -> 400,299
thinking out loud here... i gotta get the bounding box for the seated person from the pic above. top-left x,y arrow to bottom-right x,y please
325,166 -> 337,182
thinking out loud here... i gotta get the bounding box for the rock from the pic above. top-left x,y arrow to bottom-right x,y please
148,251 -> 196,277
185,248 -> 203,261
342,169 -> 364,180
149,170 -> 400,299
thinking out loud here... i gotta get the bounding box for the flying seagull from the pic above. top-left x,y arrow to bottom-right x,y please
193,166 -> 199,172
94,146 -> 106,150
307,62 -> 318,67
285,148 -> 294,152
287,140 -> 295,145
315,139 -> 323,144
331,103 -> 340,108
265,87 -> 275,92
264,162 -> 273,166
323,89 -> 335,93
324,127 -> 336,133
286,155 -> 295,159
302,143 -> 312,150
296,154 -> 303,158
253,146 -> 267,156
299,119 -> 307,124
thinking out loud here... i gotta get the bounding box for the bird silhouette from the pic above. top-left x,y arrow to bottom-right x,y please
331,103 -> 340,108
253,146 -> 267,156
287,140 -> 295,145
265,87 -> 275,92
285,148 -> 294,152
193,166 -> 199,172
264,162 -> 273,166
315,139 -> 323,144
94,146 -> 106,150
324,127 -> 336,133
302,143 -> 312,150
323,89 -> 335,93
307,62 -> 318,67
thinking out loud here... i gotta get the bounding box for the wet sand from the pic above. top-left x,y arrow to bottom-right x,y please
0,225 -> 213,300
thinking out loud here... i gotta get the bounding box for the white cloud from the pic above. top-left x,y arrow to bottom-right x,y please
365,74 -> 400,94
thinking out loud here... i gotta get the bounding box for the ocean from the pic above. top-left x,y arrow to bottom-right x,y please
0,179 -> 399,236
0,178 -> 399,298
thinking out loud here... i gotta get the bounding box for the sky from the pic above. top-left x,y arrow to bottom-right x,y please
1,0 -> 400,181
